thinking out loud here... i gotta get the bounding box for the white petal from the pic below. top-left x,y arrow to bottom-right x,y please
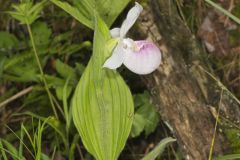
122,38 -> 135,48
120,2 -> 143,38
123,40 -> 161,75
103,43 -> 125,69
110,28 -> 120,38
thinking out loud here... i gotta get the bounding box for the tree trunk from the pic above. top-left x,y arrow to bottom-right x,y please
136,1 -> 240,159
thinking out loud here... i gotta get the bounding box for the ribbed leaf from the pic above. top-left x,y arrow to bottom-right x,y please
51,0 -> 130,29
50,0 -> 93,29
72,16 -> 134,160
73,0 -> 130,27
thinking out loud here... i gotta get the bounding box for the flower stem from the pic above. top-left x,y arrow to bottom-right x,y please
26,23 -> 59,119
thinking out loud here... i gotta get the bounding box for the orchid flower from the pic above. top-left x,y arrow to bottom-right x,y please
103,2 -> 162,75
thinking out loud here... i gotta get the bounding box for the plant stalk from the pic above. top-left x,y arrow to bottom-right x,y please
208,89 -> 223,160
26,23 -> 59,119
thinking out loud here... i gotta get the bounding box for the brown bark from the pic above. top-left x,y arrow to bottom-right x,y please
136,0 -> 240,159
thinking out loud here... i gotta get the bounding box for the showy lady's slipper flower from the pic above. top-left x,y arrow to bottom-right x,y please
103,2 -> 162,75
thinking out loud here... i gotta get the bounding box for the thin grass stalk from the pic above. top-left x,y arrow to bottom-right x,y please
205,0 -> 240,25
208,89 -> 223,160
26,23 -> 59,119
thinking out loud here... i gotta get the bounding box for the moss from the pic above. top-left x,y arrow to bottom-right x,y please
225,128 -> 240,153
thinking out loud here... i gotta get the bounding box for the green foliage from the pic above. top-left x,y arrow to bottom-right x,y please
1,19 -> 88,83
54,59 -> 77,100
31,21 -> 52,48
215,154 -> 240,160
141,137 -> 176,160
131,91 -> 160,137
0,139 -> 19,159
50,0 -> 93,29
8,0 -> 47,25
72,0 -> 131,27
72,16 -> 134,160
1,20 -> 52,82
68,135 -> 80,160
0,121 -> 51,160
0,140 -> 8,160
4,62 -> 39,82
225,128 -> 240,153
55,59 -> 75,79
1,2 -> 91,157
0,32 -> 18,50
18,112 -> 68,148
0,32 -> 19,78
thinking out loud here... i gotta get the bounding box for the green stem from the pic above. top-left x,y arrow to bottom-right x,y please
205,0 -> 240,25
26,23 -> 59,119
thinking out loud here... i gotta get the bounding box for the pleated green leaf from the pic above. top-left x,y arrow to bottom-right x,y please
72,0 -> 131,27
72,15 -> 134,160
51,0 -> 130,29
50,0 -> 93,29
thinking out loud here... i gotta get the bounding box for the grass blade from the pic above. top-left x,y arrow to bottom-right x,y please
141,137 -> 176,160
205,0 -> 240,25
215,154 -> 240,160
0,140 -> 8,160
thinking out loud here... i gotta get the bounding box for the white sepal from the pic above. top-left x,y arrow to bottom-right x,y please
120,2 -> 143,38
103,42 -> 125,69
110,28 -> 120,38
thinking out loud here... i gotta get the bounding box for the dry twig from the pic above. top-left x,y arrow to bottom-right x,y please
0,86 -> 33,109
